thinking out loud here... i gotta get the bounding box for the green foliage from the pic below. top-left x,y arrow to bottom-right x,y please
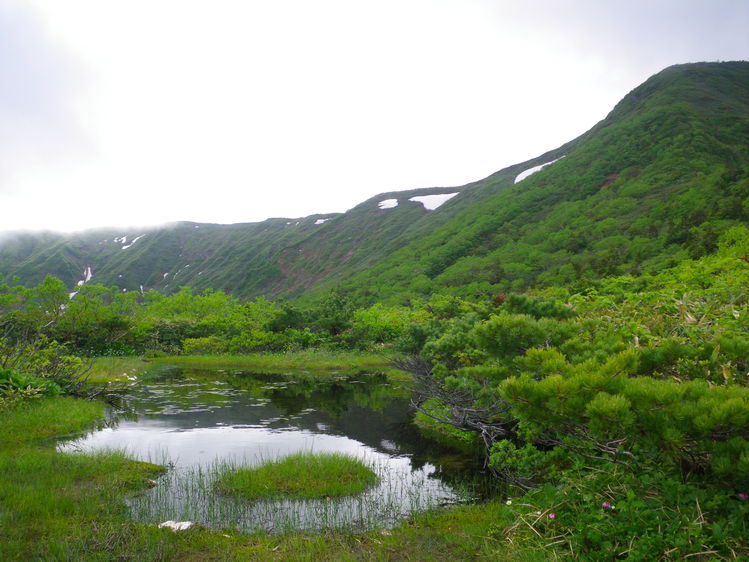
489,440 -> 547,481
400,228 -> 749,510
214,452 -> 379,500
501,293 -> 576,319
474,313 -> 573,358
181,336 -> 228,355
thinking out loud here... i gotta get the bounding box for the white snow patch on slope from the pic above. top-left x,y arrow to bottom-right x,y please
314,218 -> 330,225
76,266 -> 93,286
122,234 -> 145,250
408,193 -> 459,210
514,157 -> 564,184
378,198 -> 398,210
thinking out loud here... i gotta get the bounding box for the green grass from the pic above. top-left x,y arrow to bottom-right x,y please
215,452 -> 380,500
151,350 -> 408,380
0,397 -> 106,447
86,356 -> 155,383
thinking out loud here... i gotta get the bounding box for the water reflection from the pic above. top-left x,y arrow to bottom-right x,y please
60,367 -> 489,532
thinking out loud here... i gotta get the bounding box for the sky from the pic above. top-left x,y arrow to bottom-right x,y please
1,0 -> 747,233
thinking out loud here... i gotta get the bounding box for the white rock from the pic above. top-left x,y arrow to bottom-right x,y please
158,520 -> 194,531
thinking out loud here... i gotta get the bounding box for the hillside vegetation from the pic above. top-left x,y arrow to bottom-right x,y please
338,62 -> 749,303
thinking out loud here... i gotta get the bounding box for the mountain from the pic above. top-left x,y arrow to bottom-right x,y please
0,185 -> 469,299
2,61 -> 748,302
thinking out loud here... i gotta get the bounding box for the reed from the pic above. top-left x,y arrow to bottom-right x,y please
128,452 -> 462,534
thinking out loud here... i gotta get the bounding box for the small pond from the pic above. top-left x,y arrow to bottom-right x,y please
60,366 -> 490,533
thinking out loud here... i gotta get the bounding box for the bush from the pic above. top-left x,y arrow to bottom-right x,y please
181,336 -> 228,355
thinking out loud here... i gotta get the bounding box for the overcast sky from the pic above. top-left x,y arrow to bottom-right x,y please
1,0 -> 747,233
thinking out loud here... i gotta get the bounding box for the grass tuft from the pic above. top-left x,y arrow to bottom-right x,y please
215,452 -> 380,500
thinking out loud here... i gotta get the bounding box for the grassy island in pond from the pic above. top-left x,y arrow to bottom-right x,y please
215,452 -> 380,500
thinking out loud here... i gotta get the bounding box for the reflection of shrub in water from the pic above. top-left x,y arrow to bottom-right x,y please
200,370 -> 403,417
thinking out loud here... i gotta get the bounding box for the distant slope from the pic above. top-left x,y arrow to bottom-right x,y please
2,62 -> 748,302
0,184 -> 474,298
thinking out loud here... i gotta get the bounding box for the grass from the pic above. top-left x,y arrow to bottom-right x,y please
0,396 -> 106,447
80,351 -> 410,386
0,394 -> 547,559
215,452 -> 380,500
86,356 -> 155,383
150,349 -> 409,380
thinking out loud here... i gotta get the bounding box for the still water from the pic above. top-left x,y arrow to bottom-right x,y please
60,367 -> 485,533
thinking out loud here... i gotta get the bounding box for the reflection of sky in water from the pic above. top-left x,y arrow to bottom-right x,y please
65,422 -> 396,467
59,368 -> 465,532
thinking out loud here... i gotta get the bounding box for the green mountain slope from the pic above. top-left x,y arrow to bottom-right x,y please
337,61 -> 749,303
1,61 -> 747,301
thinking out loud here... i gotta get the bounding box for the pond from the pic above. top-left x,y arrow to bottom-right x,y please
60,366 -> 490,533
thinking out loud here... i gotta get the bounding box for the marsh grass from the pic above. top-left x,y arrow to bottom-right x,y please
87,356 -> 154,383
0,396 -> 523,559
215,451 -> 379,500
152,350 -> 408,380
0,397 -> 106,447
128,452 -> 460,534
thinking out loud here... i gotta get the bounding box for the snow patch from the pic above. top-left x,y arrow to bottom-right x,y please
122,234 -> 145,250
76,266 -> 93,286
314,218 -> 330,225
378,198 -> 398,210
514,157 -> 564,184
408,192 -> 459,210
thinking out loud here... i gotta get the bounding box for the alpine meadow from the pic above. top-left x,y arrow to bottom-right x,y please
2,61 -> 749,560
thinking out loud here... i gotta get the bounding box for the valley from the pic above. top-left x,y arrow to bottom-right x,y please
2,61 -> 748,560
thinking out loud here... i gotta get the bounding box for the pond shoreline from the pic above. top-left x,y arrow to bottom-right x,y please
88,351 -> 409,383
2,355 -> 528,560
